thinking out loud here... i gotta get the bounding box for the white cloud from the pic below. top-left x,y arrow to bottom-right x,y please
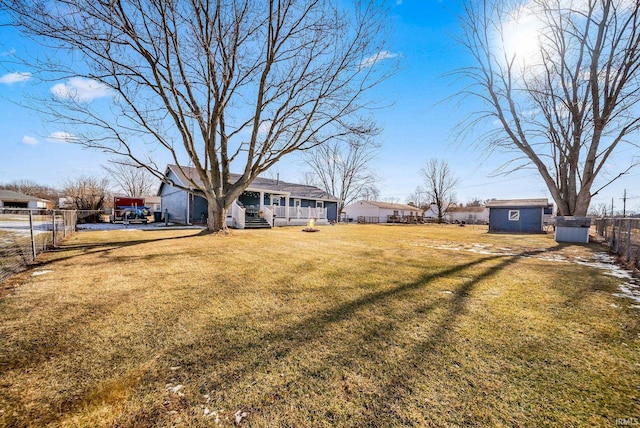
50,77 -> 111,102
0,72 -> 32,85
47,131 -> 78,144
359,50 -> 398,69
22,136 -> 39,146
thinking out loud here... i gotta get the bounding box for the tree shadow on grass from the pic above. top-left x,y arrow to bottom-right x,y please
2,243 -> 569,426
143,246 -> 564,426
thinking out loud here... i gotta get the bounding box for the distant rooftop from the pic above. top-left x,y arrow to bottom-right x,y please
0,189 -> 50,202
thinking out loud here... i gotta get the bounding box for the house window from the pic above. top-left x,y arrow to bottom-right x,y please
508,210 -> 520,221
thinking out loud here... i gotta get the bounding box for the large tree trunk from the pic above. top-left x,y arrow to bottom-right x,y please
552,191 -> 591,217
206,195 -> 228,233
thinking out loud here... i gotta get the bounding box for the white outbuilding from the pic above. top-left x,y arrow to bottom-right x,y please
343,200 -> 424,223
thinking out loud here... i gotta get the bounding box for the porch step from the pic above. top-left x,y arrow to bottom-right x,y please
244,216 -> 272,229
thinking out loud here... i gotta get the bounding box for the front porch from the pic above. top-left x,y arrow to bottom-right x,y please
227,190 -> 330,229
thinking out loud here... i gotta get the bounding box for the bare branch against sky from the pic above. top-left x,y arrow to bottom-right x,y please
2,0 -> 395,231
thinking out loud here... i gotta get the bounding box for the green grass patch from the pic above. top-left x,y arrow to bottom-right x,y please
0,225 -> 638,426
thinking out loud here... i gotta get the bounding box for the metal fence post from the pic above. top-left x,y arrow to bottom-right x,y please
51,211 -> 57,248
29,210 -> 37,261
626,220 -> 632,262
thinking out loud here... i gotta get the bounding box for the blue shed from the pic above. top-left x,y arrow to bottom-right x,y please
486,199 -> 550,233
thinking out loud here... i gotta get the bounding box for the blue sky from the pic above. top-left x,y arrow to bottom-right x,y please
0,0 -> 638,213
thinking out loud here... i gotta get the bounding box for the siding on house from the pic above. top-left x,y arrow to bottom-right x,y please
158,165 -> 339,225
159,169 -> 189,223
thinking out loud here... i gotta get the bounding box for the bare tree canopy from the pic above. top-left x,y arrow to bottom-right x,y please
458,0 -> 640,216
103,160 -> 158,197
304,137 -> 380,217
60,176 -> 110,211
421,158 -> 458,223
2,0 -> 394,231
406,186 -> 429,209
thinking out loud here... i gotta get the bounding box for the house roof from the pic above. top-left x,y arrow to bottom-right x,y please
447,206 -> 488,213
486,198 -> 549,208
0,189 -> 50,203
162,164 -> 339,201
351,200 -> 424,212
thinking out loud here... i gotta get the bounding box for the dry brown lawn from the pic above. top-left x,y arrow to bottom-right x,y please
0,224 -> 638,427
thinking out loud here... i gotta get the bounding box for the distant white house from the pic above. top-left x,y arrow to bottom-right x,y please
424,203 -> 449,219
444,206 -> 489,224
145,196 -> 162,212
0,190 -> 50,209
343,200 -> 424,223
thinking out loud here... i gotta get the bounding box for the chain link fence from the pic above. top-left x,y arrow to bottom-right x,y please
594,217 -> 640,269
0,208 -> 82,283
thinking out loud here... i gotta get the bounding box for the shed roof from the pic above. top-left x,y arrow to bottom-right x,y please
0,189 -> 50,203
486,198 -> 549,208
487,199 -> 549,208
350,200 -> 423,212
161,164 -> 339,201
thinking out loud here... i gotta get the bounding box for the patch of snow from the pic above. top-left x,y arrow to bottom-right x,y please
614,282 -> 640,304
235,409 -> 249,424
166,384 -> 185,396
574,252 -> 640,308
31,270 -> 53,276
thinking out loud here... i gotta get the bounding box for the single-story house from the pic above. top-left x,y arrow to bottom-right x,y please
343,200 -> 424,224
444,206 -> 490,224
158,165 -> 339,228
486,198 -> 550,233
0,189 -> 50,209
144,196 -> 162,212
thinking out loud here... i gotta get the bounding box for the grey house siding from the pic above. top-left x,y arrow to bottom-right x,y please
160,170 -> 188,224
326,201 -> 338,222
489,207 -> 543,233
190,196 -> 209,223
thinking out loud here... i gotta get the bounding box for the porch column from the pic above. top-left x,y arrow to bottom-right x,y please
285,195 -> 290,224
259,191 -> 264,212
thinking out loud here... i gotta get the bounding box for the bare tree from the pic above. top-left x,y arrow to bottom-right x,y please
588,202 -> 610,217
360,184 -> 380,201
406,186 -> 429,209
61,176 -> 111,211
458,0 -> 640,216
421,159 -> 458,223
3,0 -> 394,232
103,160 -> 158,197
465,197 -> 485,207
304,137 -> 380,217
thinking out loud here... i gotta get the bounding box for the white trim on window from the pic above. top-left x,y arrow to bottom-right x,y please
508,210 -> 520,221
